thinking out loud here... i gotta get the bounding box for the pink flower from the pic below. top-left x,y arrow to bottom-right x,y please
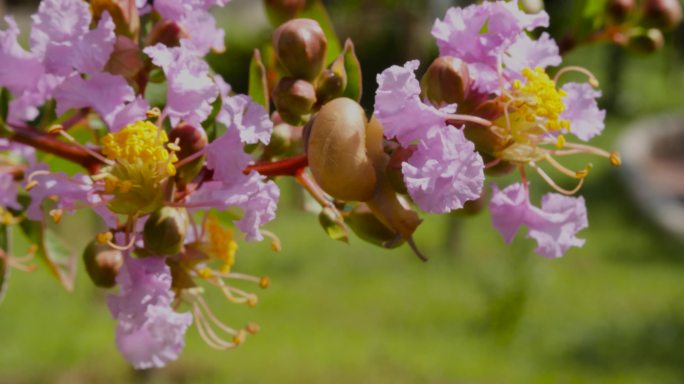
26,168 -> 102,221
153,0 -> 230,21
560,82 -> 606,142
215,78 -> 273,145
54,72 -> 136,130
375,60 -> 484,214
374,60 -> 446,146
402,126 -> 484,213
179,11 -> 225,55
432,1 -> 558,94
490,183 -> 588,258
108,257 -> 192,369
144,44 -> 219,126
29,0 -> 92,56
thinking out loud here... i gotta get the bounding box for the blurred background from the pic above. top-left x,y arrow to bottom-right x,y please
2,0 -> 684,383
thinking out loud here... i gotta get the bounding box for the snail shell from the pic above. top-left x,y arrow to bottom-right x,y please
307,98 -> 377,201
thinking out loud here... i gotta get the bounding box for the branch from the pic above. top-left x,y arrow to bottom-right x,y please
244,155 -> 308,177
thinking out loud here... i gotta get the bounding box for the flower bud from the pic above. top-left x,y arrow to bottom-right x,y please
169,123 -> 208,184
519,0 -> 545,14
606,0 -> 636,24
105,36 -> 145,80
315,69 -> 346,104
146,20 -> 189,48
83,241 -> 123,288
273,19 -> 328,81
421,56 -> 471,107
143,207 -> 188,256
308,98 -> 377,202
642,0 -> 683,30
91,0 -> 140,38
627,28 -> 665,54
273,78 -> 317,125
264,0 -> 307,25
346,204 -> 404,248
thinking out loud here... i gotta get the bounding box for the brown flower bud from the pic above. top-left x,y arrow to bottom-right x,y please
83,241 -> 123,288
315,69 -> 347,104
169,123 -> 208,183
606,0 -> 636,24
421,56 -> 471,107
273,19 -> 328,81
143,207 -> 188,256
105,36 -> 145,80
273,78 -> 317,125
91,0 -> 140,39
642,0 -> 683,30
146,20 -> 189,48
627,28 -> 665,53
264,0 -> 307,25
307,98 -> 377,201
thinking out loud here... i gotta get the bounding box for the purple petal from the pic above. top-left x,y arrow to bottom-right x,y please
144,44 -> 218,126
560,82 -> 606,141
0,17 -> 46,95
527,193 -> 588,258
54,72 -> 135,127
489,183 -> 532,243
26,169 -> 100,221
30,0 -> 91,56
204,128 -> 253,184
503,32 -> 561,77
374,60 -> 445,146
0,173 -> 20,210
402,126 -> 484,213
217,94 -> 273,145
180,10 -> 225,56
110,97 -> 150,132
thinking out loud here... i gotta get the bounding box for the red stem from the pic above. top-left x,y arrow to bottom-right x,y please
244,155 -> 308,177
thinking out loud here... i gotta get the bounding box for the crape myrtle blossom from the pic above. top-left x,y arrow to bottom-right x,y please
108,255 -> 192,369
490,183 -> 588,258
431,0 -> 561,95
374,1 -> 616,258
0,0 -> 117,124
374,60 -> 485,214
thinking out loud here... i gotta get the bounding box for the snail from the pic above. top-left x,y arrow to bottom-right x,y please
307,97 -> 426,260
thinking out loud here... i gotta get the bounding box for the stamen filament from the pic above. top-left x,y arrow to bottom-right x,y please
531,162 -> 585,195
443,114 -> 492,127
553,66 -> 600,88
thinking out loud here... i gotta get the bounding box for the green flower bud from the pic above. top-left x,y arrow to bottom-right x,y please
346,204 -> 404,249
315,69 -> 347,104
83,241 -> 123,288
273,78 -> 317,125
421,56 -> 471,107
264,0 -> 307,26
146,20 -> 189,48
169,123 -> 208,184
143,207 -> 188,256
273,18 -> 328,81
519,0 -> 545,15
627,27 -> 665,54
606,0 -> 635,24
307,98 -> 377,201
642,0 -> 683,30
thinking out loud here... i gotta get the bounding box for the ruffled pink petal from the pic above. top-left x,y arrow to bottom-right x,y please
374,60 -> 445,146
503,32 -> 561,77
54,72 -> 135,127
30,0 -> 91,56
560,82 -> 606,141
217,94 -> 273,145
0,17 -> 46,95
26,168 -> 100,221
402,126 -> 484,213
144,44 -> 218,126
180,10 -> 225,55
527,193 -> 588,258
0,173 -> 20,210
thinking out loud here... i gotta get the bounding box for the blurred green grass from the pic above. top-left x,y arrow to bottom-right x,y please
3,2 -> 684,384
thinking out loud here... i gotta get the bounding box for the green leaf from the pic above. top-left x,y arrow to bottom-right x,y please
583,0 -> 607,29
248,49 -> 270,112
318,207 -> 349,243
19,220 -> 77,291
340,39 -> 363,102
0,224 -> 9,306
299,0 -> 342,65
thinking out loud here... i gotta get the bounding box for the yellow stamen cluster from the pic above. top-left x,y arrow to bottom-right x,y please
102,121 -> 177,177
510,67 -> 570,133
206,216 -> 238,274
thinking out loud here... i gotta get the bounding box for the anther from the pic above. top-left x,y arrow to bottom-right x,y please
49,209 -> 63,224
47,124 -> 64,134
146,108 -> 161,119
246,322 -> 260,335
259,276 -> 270,289
25,180 -> 38,191
96,231 -> 113,244
247,295 -> 258,307
556,135 -> 566,149
609,152 -> 622,167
